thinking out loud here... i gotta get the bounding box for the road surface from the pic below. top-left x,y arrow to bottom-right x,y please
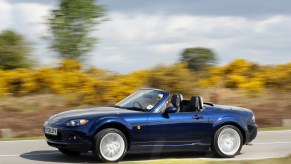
1,130 -> 291,164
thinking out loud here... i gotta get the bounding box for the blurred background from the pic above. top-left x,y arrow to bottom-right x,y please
0,0 -> 290,138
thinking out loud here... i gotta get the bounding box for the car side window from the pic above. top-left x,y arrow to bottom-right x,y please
156,100 -> 170,113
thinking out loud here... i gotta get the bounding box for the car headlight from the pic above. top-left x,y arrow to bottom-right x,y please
66,119 -> 89,126
44,121 -> 48,127
252,115 -> 255,122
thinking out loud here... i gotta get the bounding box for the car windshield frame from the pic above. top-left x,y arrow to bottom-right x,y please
115,89 -> 170,112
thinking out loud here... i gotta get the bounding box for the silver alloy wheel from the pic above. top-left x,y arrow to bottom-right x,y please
100,132 -> 125,161
217,128 -> 241,156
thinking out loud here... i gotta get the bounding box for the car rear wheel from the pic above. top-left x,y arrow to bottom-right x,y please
58,148 -> 80,156
93,128 -> 127,162
212,125 -> 243,158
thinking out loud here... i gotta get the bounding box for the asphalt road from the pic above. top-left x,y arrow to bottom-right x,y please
1,130 -> 291,164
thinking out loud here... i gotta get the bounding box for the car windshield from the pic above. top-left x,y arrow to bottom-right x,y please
115,89 -> 165,112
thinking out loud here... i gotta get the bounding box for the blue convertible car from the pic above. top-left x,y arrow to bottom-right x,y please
44,88 -> 257,162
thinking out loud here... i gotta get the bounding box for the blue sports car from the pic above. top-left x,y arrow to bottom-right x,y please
44,88 -> 257,162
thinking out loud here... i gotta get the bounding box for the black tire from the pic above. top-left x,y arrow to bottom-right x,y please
92,128 -> 128,162
58,148 -> 80,156
212,125 -> 243,158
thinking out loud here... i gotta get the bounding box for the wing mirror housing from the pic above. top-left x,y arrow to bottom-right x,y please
165,106 -> 177,114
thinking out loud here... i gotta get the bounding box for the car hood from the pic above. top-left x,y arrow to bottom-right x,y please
214,104 -> 252,113
48,107 -> 141,123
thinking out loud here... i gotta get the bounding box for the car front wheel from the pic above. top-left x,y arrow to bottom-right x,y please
212,125 -> 243,158
93,128 -> 127,162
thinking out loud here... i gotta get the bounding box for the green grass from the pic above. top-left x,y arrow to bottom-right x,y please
220,155 -> 291,164
0,136 -> 44,141
122,155 -> 291,164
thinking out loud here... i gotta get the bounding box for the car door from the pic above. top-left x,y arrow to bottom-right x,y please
190,109 -> 213,143
146,109 -> 212,147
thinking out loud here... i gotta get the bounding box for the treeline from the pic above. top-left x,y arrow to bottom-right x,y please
0,59 -> 290,105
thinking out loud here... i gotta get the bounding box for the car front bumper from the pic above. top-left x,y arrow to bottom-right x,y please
247,123 -> 258,144
44,127 -> 92,152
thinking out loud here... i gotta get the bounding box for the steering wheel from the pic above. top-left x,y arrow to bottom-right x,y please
133,101 -> 143,109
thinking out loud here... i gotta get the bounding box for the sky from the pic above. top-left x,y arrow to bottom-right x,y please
1,0 -> 291,73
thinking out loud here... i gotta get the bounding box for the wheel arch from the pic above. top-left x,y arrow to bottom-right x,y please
92,121 -> 132,150
213,122 -> 247,145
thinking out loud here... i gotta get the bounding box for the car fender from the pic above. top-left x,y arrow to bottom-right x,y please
88,116 -> 132,138
211,115 -> 248,143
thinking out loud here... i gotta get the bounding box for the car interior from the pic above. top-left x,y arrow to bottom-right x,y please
170,94 -> 204,112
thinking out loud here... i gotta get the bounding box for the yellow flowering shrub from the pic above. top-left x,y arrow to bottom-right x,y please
225,74 -> 247,88
2,69 -> 38,96
147,62 -> 198,97
224,59 -> 255,75
199,67 -> 224,87
264,63 -> 291,90
0,70 -> 9,95
238,78 -> 265,96
0,59 -> 290,103
104,70 -> 149,103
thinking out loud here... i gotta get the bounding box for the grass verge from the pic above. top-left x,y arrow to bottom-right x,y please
123,155 -> 291,164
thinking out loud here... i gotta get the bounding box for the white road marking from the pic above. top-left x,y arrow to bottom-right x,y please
254,141 -> 291,145
0,152 -> 60,157
0,139 -> 44,143
259,130 -> 291,133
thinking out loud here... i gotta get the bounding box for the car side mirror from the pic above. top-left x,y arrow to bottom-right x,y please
165,106 -> 177,114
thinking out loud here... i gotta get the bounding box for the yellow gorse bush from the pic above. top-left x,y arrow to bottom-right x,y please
0,69 -> 38,96
200,59 -> 291,96
0,60 -> 149,104
147,62 -> 198,97
0,59 -> 290,103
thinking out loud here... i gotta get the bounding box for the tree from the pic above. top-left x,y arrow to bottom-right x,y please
180,47 -> 216,72
48,0 -> 105,61
0,30 -> 32,70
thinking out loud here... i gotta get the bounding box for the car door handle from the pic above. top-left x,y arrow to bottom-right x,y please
193,115 -> 203,120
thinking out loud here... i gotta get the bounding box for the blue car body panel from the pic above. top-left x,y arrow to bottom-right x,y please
44,89 -> 257,153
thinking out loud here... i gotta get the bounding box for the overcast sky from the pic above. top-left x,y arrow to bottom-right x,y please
1,0 -> 291,73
